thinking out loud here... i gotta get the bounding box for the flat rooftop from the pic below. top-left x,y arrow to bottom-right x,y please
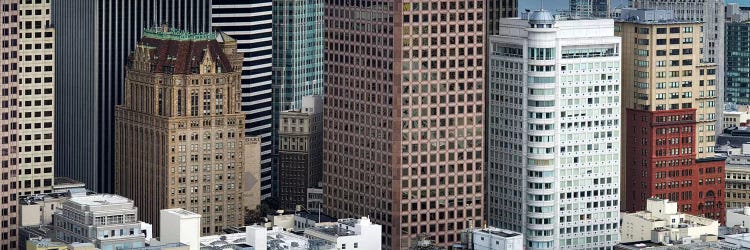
309,225 -> 356,237
296,212 -> 336,223
54,176 -> 86,187
163,208 -> 201,219
479,228 -> 521,238
69,194 -> 132,206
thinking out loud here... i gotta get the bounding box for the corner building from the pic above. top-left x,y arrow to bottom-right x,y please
488,11 -> 622,249
323,1 -> 485,249
616,9 -> 725,222
115,28 -> 252,235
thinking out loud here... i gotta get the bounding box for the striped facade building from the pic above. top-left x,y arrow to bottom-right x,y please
211,0 -> 274,199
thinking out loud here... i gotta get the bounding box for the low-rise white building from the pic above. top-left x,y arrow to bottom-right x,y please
727,207 -> 750,229
455,227 -> 523,250
52,194 -> 148,250
621,198 -> 719,244
303,217 -> 381,250
157,208 -> 380,250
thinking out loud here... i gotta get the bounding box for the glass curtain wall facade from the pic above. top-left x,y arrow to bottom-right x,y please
272,0 -> 324,198
726,21 -> 750,105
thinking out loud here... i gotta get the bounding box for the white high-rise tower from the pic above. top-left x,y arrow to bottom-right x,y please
487,10 -> 622,249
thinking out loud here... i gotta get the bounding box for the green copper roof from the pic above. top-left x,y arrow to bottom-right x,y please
143,26 -> 216,41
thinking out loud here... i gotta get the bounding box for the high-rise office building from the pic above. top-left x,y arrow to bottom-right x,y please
726,21 -> 750,105
18,0 -> 54,195
114,28 -> 254,235
488,11 -> 622,249
569,0 -> 610,18
271,0 -> 324,199
0,1 -> 19,249
617,9 -> 725,222
570,0 -> 611,18
211,0 -> 274,200
278,95 -> 322,211
53,0 -> 212,193
323,1 -> 485,248
632,0 -> 726,129
488,0 -> 518,35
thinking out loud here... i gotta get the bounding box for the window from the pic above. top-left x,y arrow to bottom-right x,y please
190,92 -> 198,116
528,48 -> 555,60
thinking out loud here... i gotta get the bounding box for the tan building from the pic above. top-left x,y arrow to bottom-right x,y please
18,0 -> 55,195
115,27 -> 255,235
723,143 -> 750,209
0,0 -> 20,249
27,238 -> 68,250
242,136 -> 261,211
617,9 -> 725,222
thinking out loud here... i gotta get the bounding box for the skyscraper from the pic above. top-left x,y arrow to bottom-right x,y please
570,0 -> 611,18
53,0 -> 212,193
271,0 -> 324,199
115,28 -> 255,235
18,0 -> 54,195
0,1 -> 19,249
323,1 -> 485,248
488,0 -> 518,35
617,8 -> 725,222
726,21 -> 750,105
487,11 -> 622,249
632,0 -> 726,129
211,0 -> 274,200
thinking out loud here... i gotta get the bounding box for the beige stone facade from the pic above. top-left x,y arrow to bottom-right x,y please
617,10 -> 726,222
115,29 -> 254,235
619,20 -> 718,158
0,0 -> 19,248
18,0 -> 54,195
242,136 -> 261,210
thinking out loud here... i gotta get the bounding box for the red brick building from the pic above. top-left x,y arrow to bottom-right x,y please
617,9 -> 726,223
626,109 -> 725,222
